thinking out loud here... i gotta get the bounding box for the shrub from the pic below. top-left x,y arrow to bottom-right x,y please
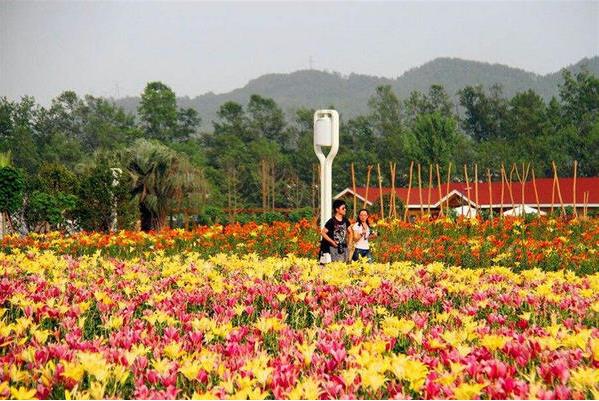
289,207 -> 313,222
258,211 -> 285,224
235,213 -> 258,224
197,206 -> 227,225
25,191 -> 78,232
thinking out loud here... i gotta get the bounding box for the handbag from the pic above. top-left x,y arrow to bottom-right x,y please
319,252 -> 332,264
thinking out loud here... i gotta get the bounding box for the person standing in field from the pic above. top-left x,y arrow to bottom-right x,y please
319,199 -> 352,264
351,208 -> 377,262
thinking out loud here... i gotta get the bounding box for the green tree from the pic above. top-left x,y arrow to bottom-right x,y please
138,82 -> 178,141
176,107 -> 202,140
80,95 -> 140,152
213,101 -> 250,141
247,95 -> 287,147
75,155 -> 136,232
504,90 -> 547,140
0,152 -> 25,235
559,69 -> 599,128
125,139 -> 207,231
24,191 -> 78,233
368,85 -> 403,137
557,70 -> 599,176
459,84 -> 508,142
0,97 -> 41,174
404,85 -> 454,124
367,86 -> 413,176
409,113 -> 465,167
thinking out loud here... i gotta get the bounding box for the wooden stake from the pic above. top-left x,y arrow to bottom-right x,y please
351,163 -> 357,219
573,160 -> 578,218
377,163 -> 384,220
551,167 -> 556,215
520,163 -> 530,212
464,164 -> 471,217
393,162 -> 398,219
427,164 -> 433,216
552,161 -> 566,216
474,164 -> 479,216
417,163 -> 424,216
500,165 -> 505,216
436,164 -> 443,217
389,162 -> 397,219
364,165 -> 373,209
445,163 -> 452,213
508,164 -> 516,212
532,167 -> 541,215
487,169 -> 493,218
404,161 -> 414,222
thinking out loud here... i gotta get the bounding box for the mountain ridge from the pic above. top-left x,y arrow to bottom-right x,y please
113,56 -> 599,128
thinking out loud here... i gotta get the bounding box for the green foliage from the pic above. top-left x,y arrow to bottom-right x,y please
0,166 -> 25,214
235,213 -> 257,224
459,84 -> 508,142
75,162 -> 136,232
408,112 -> 464,167
258,211 -> 285,224
288,207 -> 313,222
25,191 -> 78,230
1,63 -> 598,230
197,206 -> 227,225
33,163 -> 78,194
138,82 -> 178,141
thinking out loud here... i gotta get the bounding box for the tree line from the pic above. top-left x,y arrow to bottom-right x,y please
0,70 -> 597,232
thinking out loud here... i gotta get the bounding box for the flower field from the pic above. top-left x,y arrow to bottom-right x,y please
1,217 -> 599,399
2,217 -> 598,274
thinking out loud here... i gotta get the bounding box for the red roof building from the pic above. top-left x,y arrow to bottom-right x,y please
334,177 -> 599,217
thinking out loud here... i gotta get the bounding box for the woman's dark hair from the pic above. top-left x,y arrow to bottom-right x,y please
357,208 -> 370,228
333,199 -> 346,212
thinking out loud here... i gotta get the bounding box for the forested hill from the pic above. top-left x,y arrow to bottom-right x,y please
114,56 -> 599,127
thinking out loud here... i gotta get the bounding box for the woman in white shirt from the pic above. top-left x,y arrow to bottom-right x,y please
352,209 -> 377,262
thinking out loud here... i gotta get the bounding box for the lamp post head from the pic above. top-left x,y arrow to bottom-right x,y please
313,110 -> 339,161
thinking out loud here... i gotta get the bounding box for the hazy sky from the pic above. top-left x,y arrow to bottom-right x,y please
1,1 -> 598,105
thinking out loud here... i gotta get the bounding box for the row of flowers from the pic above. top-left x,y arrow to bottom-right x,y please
1,250 -> 598,399
2,217 -> 599,274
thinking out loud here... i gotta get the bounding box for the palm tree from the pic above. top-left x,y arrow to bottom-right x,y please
125,139 -> 207,231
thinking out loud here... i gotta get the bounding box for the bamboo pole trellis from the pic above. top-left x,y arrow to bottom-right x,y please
532,167 -> 541,216
436,164 -> 443,217
364,165 -> 373,210
464,164 -> 471,217
474,164 -> 479,216
427,164 -> 433,216
377,163 -> 384,220
552,161 -> 566,216
487,169 -> 493,219
573,160 -> 578,218
418,163 -> 424,216
351,163 -> 357,219
404,161 -> 414,222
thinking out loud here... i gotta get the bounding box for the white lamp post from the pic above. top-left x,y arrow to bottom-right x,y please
314,110 -> 339,228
